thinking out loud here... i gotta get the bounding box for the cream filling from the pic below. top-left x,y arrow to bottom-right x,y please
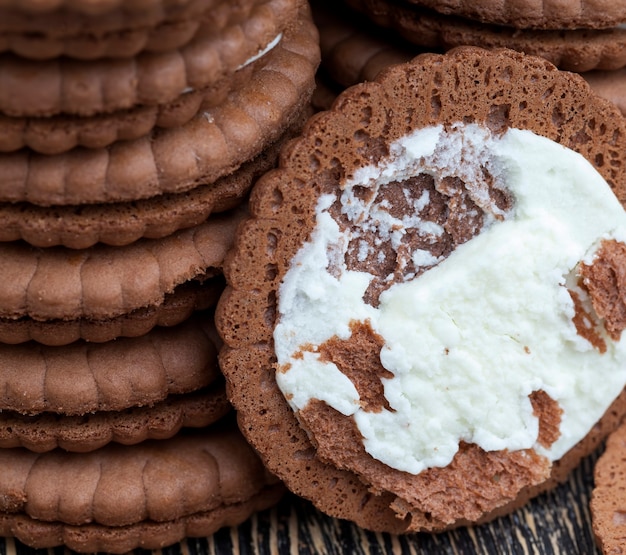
180,33 -> 282,95
237,33 -> 282,70
274,123 -> 626,474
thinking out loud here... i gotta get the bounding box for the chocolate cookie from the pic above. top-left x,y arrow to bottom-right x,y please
0,421 -> 285,552
0,276 -> 223,346
340,0 -> 626,72
399,0 -> 626,30
315,3 -> 626,117
0,0 -> 222,15
591,418 -> 626,554
0,1 -> 318,205
217,47 -> 626,533
0,33 -> 283,154
314,2 -> 413,88
0,311 -> 231,452
0,106 -> 311,249
0,313 -> 222,415
0,0 -> 241,60
0,211 -> 240,323
0,0 -> 302,118
0,206 -> 240,346
0,382 -> 231,453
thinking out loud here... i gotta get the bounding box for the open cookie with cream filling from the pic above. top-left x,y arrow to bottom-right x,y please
217,46 -> 626,532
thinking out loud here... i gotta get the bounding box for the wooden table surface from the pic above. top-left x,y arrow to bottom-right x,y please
1,450 -> 600,555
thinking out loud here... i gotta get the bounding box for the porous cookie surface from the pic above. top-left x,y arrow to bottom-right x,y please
217,47 -> 626,532
0,3 -> 319,206
582,69 -> 626,116
343,0 -> 626,72
401,0 -> 626,30
0,423 -> 285,553
591,419 -> 626,554
0,111 -> 308,249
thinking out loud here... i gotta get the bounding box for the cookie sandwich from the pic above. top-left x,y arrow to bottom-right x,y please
218,46 -> 626,533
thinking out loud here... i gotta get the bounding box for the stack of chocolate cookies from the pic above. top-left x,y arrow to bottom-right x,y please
0,0 -> 319,551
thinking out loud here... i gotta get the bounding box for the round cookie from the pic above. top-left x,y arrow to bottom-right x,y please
398,0 -> 626,30
0,276 -> 222,346
0,0 -> 241,60
0,1 -> 319,206
0,206 -> 241,346
0,312 -> 229,452
0,0 -> 302,118
217,47 -> 626,533
0,422 -> 285,553
0,32 -> 283,155
0,0 -> 224,14
591,419 -> 626,554
0,313 -> 222,415
0,0 -> 224,15
341,0 -> 626,72
0,382 -> 231,453
0,210 -> 241,323
315,4 -> 626,118
0,106 -> 311,249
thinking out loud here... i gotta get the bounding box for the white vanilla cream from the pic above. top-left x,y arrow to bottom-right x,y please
180,34 -> 282,96
274,123 -> 626,474
237,33 -> 282,70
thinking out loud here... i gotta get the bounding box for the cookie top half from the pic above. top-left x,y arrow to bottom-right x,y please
218,46 -> 626,532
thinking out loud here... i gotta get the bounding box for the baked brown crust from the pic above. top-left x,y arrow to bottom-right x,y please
0,44 -> 275,155
0,106 -> 311,249
0,0 -> 299,118
591,418 -> 626,553
0,423 -> 284,553
400,0 -> 626,30
0,382 -> 231,453
0,276 -> 222,346
0,483 -> 285,553
0,314 -> 221,415
343,0 -> 626,72
315,2 -> 626,117
0,2 -> 319,207
0,0 -> 243,60
217,47 -> 626,532
0,210 -> 241,324
0,0 -> 224,15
